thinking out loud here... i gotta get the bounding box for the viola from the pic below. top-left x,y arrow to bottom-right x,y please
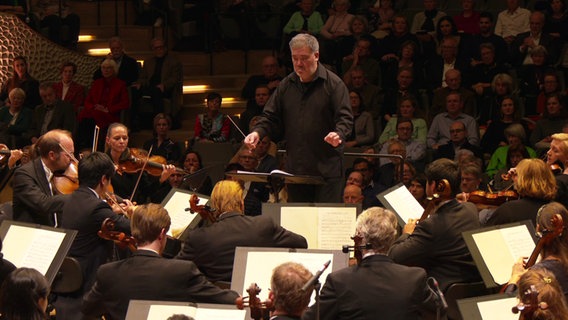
52,162 -> 79,195
235,283 -> 274,320
117,148 -> 186,177
467,189 -> 519,207
97,218 -> 137,252
188,194 -> 216,224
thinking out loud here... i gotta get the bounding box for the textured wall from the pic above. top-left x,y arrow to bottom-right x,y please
0,13 -> 100,87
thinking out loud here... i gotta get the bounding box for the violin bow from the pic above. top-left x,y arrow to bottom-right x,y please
59,143 -> 79,163
129,145 -> 153,202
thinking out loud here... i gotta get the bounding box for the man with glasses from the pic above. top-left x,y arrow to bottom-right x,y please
434,121 -> 482,160
427,91 -> 479,150
241,55 -> 282,102
379,118 -> 426,169
12,129 -> 74,226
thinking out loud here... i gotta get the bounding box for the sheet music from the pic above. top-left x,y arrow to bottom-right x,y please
471,225 -> 535,284
476,297 -> 518,320
241,251 -> 334,304
147,305 -> 196,320
2,225 -> 65,275
317,207 -> 356,250
281,207 -> 318,248
381,184 -> 424,224
195,307 -> 246,320
163,191 -> 207,237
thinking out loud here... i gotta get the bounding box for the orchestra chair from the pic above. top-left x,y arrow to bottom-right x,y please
445,281 -> 488,320
51,257 -> 83,294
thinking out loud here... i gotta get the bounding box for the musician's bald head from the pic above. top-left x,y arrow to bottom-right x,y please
270,262 -> 313,317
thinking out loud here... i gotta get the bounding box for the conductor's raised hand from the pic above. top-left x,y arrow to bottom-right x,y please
244,131 -> 260,150
324,132 -> 342,147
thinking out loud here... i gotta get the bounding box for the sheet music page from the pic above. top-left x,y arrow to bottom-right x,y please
241,251 -> 334,304
2,225 -> 65,275
382,185 -> 424,224
280,207 -> 318,248
195,307 -> 246,320
317,207 -> 356,250
472,229 -> 514,284
147,305 -> 197,320
501,225 -> 536,262
476,297 -> 518,320
164,192 -> 206,237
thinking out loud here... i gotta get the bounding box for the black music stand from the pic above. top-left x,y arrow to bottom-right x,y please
181,166 -> 210,192
226,170 -> 325,203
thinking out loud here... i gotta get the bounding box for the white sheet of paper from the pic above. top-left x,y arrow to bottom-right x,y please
241,251 -> 334,305
382,184 -> 424,224
477,297 -> 518,320
147,305 -> 197,320
164,192 -> 207,237
280,207 -> 318,248
195,307 -> 246,320
2,225 -> 65,275
317,207 -> 356,250
471,225 -> 535,284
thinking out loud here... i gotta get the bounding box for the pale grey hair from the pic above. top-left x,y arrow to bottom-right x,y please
355,207 -> 398,254
289,33 -> 319,53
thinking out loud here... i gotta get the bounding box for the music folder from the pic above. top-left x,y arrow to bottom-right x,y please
125,300 -> 245,320
161,188 -> 210,241
462,220 -> 537,288
0,220 -> 77,285
377,183 -> 424,227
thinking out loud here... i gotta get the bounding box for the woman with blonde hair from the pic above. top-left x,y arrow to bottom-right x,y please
486,158 -> 557,226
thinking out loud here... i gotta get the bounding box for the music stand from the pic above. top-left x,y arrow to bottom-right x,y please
181,166 -> 211,192
226,170 -> 324,203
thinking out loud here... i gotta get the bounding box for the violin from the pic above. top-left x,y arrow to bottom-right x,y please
235,283 -> 274,320
188,194 -> 216,224
97,218 -> 137,252
467,189 -> 519,207
342,235 -> 371,266
52,162 -> 79,195
525,213 -> 564,269
117,148 -> 186,177
419,179 -> 451,222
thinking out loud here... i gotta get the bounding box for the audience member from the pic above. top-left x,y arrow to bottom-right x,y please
53,61 -> 85,113
143,113 -> 181,162
469,43 -> 508,106
424,37 -> 468,93
0,88 -> 32,149
389,158 -> 481,291
282,0 -> 324,38
29,83 -> 75,144
410,0 -> 447,45
345,170 -> 364,188
254,135 -> 278,173
241,56 -> 282,101
304,207 -> 437,320
494,0 -> 531,44
536,71 -> 563,116
490,143 -> 531,191
486,123 -> 537,178
179,150 -> 213,195
352,158 -> 384,209
368,0 -> 395,38
380,40 -> 426,91
480,96 -> 525,154
82,203 -> 239,320
518,45 -> 556,116
342,37 -> 380,86
175,180 -> 307,282
239,85 -> 271,136
381,67 -> 423,126
94,37 -> 139,86
430,69 -> 476,120
512,11 -> 559,67
434,120 -> 482,160
342,184 -> 364,204
0,56 -> 40,109
480,73 -> 518,123
345,90 -> 374,147
348,67 -> 382,128
318,0 -> 354,66
193,92 -> 230,143
378,14 -> 419,64
460,163 -> 483,194
409,173 -> 428,208
530,93 -> 568,153
376,140 -> 406,188
453,0 -> 480,35
545,0 -> 568,41
379,97 -> 427,144
379,118 -> 426,169
427,91 -> 479,149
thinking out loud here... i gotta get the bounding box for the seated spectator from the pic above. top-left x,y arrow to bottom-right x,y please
0,268 -> 49,320
29,0 -> 80,48
469,43 -> 508,108
381,67 -> 424,126
241,56 -> 282,102
535,71 -> 563,116
239,85 -> 270,136
151,169 -> 184,204
430,69 -> 476,121
379,97 -> 427,144
459,163 -> 483,193
352,157 -> 384,209
29,83 -> 75,144
380,40 -> 426,91
480,96 -> 526,155
193,92 -> 230,143
410,0 -> 446,51
348,67 -> 381,123
377,140 -> 406,188
479,73 -> 519,124
427,91 -> 479,149
179,150 -> 213,195
530,93 -> 568,154
424,36 -> 469,93
408,173 -> 428,208
518,45 -> 556,116
368,0 -> 394,38
432,16 -> 461,57
494,0 -> 530,45
342,37 -> 380,86
378,14 -> 419,65
486,123 -> 537,178
453,0 -> 480,35
545,0 -> 568,41
490,143 -> 531,191
318,0 -> 354,67
460,11 -> 508,65
434,120 -> 482,160
346,170 -> 364,188
400,160 -> 416,186
94,37 -> 139,87
379,117 -> 426,169
53,61 -> 85,114
282,0 -> 324,38
336,15 -> 372,74
0,88 -> 32,149
143,113 -> 181,162
342,184 -> 364,204
345,90 -> 374,147
0,56 -> 40,109
77,59 -> 129,150
254,135 -> 278,173
133,38 -> 183,126
511,11 -> 559,67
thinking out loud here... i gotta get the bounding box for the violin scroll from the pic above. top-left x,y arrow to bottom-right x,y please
97,218 -> 137,252
188,194 -> 217,224
235,283 -> 274,320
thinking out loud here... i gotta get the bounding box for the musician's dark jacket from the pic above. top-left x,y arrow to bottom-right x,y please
302,254 -> 437,320
175,212 -> 307,282
389,199 -> 481,291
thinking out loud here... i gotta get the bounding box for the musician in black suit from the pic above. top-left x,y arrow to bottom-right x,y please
57,152 -> 134,320
82,203 -> 239,320
270,262 -> 313,320
388,158 -> 482,291
12,129 -> 73,226
303,207 -> 438,320
175,180 -> 308,283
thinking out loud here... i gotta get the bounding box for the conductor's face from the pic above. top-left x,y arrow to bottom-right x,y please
291,46 -> 319,82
